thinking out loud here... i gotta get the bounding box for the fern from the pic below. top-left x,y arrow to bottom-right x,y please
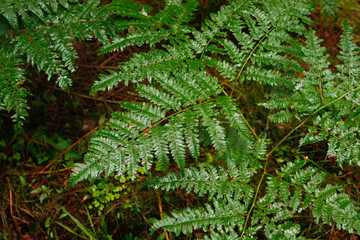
149,198 -> 249,236
67,0 -> 360,238
254,159 -> 360,237
0,47 -> 30,129
3,0 -> 360,238
144,162 -> 255,200
100,0 -> 198,53
0,0 -> 117,125
265,23 -> 360,167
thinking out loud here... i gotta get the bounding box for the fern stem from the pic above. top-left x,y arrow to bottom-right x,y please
240,161 -> 268,238
233,23 -> 277,96
241,114 -> 259,142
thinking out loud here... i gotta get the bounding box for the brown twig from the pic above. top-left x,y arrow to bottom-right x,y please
156,190 -> 169,240
36,120 -> 107,175
78,64 -> 119,70
100,51 -> 122,67
318,76 -> 334,112
37,166 -> 73,175
62,88 -> 124,104
20,207 -> 35,218
6,177 -> 14,220
335,171 -> 353,178
40,82 -> 125,104
6,177 -> 28,227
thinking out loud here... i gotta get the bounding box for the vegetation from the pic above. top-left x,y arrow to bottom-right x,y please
1,0 -> 360,239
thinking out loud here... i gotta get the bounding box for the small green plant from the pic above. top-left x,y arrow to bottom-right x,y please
88,182 -> 123,214
274,145 -> 298,163
87,169 -> 144,216
30,185 -> 53,203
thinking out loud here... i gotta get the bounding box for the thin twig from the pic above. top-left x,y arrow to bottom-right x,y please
37,167 -> 73,175
78,64 -> 119,70
6,177 -> 14,220
62,88 -> 124,104
156,190 -> 169,240
100,51 -> 122,67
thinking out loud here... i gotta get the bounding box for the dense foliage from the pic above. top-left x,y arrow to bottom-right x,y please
0,0 -> 115,129
1,0 -> 360,238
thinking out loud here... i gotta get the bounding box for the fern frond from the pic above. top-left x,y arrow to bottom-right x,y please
251,160 -> 360,238
313,190 -> 360,232
106,113 -> 140,138
0,0 -> 63,29
245,66 -> 285,86
201,229 -> 241,240
262,31 -> 303,58
254,135 -> 267,160
259,93 -> 291,110
2,0 -> 117,92
166,120 -> 186,170
205,58 -> 237,81
195,0 -> 312,89
182,110 -> 200,160
150,199 -> 247,236
92,44 -> 195,93
252,51 -> 303,72
100,0 -> 198,52
126,141 -> 140,179
144,163 -> 254,200
137,84 -> 182,111
137,134 -> 154,173
151,125 -> 170,171
121,101 -> 165,123
188,0 -> 252,54
14,32 -> 73,88
101,0 -> 152,19
0,48 -> 30,129
101,30 -> 171,52
151,71 -> 196,106
268,110 -> 292,123
69,160 -> 103,188
49,28 -> 78,73
337,22 -> 360,90
293,27 -> 360,167
67,0 -> 116,44
216,96 -> 250,135
163,0 -> 198,31
195,102 -> 227,154
0,1 -> 19,29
